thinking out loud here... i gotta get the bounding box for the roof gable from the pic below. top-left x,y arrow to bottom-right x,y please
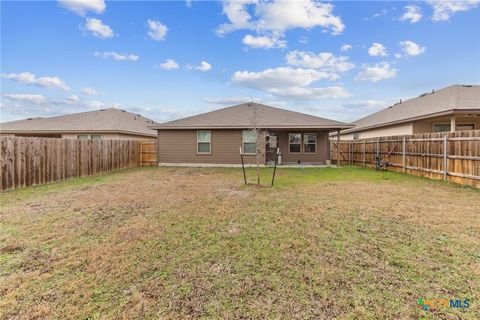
152,103 -> 351,129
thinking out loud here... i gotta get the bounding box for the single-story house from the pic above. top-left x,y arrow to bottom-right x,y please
150,102 -> 352,165
336,84 -> 480,140
0,108 -> 158,140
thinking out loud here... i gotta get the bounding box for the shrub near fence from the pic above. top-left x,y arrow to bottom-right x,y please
331,130 -> 480,188
0,136 -> 141,190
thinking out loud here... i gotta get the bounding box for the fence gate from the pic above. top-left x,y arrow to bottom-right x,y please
139,141 -> 157,166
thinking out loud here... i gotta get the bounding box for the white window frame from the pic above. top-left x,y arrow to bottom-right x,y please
456,123 -> 475,131
432,123 -> 451,132
288,133 -> 302,154
77,134 -> 89,140
242,130 -> 257,155
303,133 -> 317,154
90,134 -> 102,140
197,130 -> 211,154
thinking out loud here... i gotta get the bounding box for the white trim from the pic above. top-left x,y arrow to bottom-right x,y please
303,132 -> 317,154
196,130 -> 211,154
242,130 -> 257,155
288,132 -> 302,154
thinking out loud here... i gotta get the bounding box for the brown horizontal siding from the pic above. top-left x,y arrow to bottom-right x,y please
276,130 -> 329,164
157,129 -> 263,164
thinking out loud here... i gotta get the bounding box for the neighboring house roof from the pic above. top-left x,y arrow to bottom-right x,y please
342,84 -> 480,134
151,102 -> 353,130
0,108 -> 159,137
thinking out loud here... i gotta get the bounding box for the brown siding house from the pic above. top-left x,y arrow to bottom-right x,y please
151,103 -> 352,166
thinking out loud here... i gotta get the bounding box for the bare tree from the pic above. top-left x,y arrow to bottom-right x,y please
248,103 -> 267,185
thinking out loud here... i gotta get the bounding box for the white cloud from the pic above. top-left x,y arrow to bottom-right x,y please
84,18 -> 114,38
355,62 -> 397,82
267,86 -> 350,99
186,0 -> 193,8
81,87 -> 101,95
66,94 -> 80,104
340,44 -> 352,52
399,40 -> 426,56
399,5 -> 422,23
194,61 -> 212,72
3,93 -> 47,105
427,0 -> 479,21
204,97 -> 251,105
147,19 -> 168,41
58,0 -> 106,16
232,67 -> 329,89
94,51 -> 139,61
285,51 -> 355,79
242,34 -> 286,49
230,66 -> 349,100
368,42 -> 388,57
216,0 -> 344,37
1,72 -> 70,91
157,59 -> 179,70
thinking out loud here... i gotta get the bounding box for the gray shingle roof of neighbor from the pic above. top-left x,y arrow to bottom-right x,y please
0,108 -> 159,137
151,102 -> 353,130
342,84 -> 480,134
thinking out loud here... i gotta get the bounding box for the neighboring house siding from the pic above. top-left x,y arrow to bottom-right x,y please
413,116 -> 479,134
61,133 -> 155,140
344,123 -> 413,140
157,129 -> 262,164
276,131 -> 329,164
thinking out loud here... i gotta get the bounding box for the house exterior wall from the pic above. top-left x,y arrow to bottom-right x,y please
157,129 -> 262,164
339,123 -> 413,140
274,130 -> 329,164
412,116 -> 480,134
61,132 -> 155,140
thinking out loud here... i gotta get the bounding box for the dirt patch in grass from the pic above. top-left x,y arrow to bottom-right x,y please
1,166 -> 479,319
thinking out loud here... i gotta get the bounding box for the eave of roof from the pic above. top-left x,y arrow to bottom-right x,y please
0,129 -> 157,137
340,108 -> 480,134
150,124 -> 354,130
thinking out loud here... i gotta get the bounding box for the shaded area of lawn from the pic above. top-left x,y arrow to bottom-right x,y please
1,166 -> 479,319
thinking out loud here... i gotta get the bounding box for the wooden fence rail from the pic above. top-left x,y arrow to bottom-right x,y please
331,130 -> 480,188
0,136 -> 142,190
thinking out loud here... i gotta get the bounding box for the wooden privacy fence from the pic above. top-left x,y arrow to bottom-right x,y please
0,136 -> 142,190
331,130 -> 480,188
139,141 -> 157,166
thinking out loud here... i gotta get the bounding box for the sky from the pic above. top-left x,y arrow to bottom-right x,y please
1,0 -> 479,124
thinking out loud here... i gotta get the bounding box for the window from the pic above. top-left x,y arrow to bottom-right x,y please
457,124 -> 475,131
91,134 -> 102,140
433,124 -> 450,132
303,133 -> 317,153
242,130 -> 257,154
353,133 -> 359,140
77,134 -> 89,140
289,133 -> 301,153
197,130 -> 211,154
268,135 -> 277,149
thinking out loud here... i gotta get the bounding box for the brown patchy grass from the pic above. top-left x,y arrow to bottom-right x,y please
0,166 -> 479,319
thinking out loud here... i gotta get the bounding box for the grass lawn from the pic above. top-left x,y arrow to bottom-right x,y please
1,166 -> 479,319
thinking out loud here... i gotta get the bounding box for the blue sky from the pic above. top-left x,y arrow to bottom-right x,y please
1,0 -> 479,123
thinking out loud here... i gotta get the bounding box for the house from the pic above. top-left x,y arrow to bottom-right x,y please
0,108 -> 158,140
337,84 -> 480,140
150,102 -> 352,165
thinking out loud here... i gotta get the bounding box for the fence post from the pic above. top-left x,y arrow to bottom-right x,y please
443,135 -> 448,181
348,141 -> 351,165
376,138 -> 379,161
363,140 -> 366,167
402,136 -> 406,173
336,129 -> 340,167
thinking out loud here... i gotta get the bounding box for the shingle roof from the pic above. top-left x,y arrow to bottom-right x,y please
151,102 -> 352,130
343,84 -> 480,134
0,108 -> 159,137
